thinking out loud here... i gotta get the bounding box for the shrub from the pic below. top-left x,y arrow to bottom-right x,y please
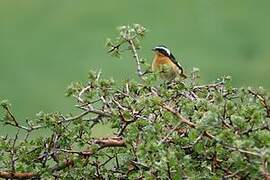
0,24 -> 270,179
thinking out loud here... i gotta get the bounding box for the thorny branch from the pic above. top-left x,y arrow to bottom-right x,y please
127,39 -> 143,77
248,89 -> 270,118
161,103 -> 196,128
2,104 -> 18,126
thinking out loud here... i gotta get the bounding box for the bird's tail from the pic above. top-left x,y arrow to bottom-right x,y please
180,73 -> 187,79
177,64 -> 187,79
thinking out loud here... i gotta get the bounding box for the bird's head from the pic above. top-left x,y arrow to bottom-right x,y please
152,45 -> 171,57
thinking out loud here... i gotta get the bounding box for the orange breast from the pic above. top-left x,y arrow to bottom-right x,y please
152,54 -> 178,71
152,53 -> 180,80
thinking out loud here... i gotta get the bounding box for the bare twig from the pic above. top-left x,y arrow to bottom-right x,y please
10,130 -> 19,173
59,149 -> 92,156
223,146 -> 261,157
160,103 -> 218,143
248,89 -> 270,118
159,121 -> 182,145
4,121 -> 41,132
0,171 -> 39,179
99,155 -> 114,168
95,137 -> 126,149
76,107 -> 111,118
193,81 -> 224,90
77,85 -> 91,104
128,39 -> 143,77
223,169 -> 243,179
2,107 -> 42,132
161,103 -> 196,128
3,105 -> 18,126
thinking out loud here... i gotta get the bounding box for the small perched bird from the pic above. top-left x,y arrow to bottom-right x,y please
152,45 -> 187,81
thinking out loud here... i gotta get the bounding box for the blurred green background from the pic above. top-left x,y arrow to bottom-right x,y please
0,0 -> 270,120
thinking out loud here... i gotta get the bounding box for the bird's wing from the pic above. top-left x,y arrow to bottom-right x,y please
169,53 -> 187,78
169,53 -> 183,71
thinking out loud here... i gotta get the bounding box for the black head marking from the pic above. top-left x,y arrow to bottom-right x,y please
153,45 -> 171,57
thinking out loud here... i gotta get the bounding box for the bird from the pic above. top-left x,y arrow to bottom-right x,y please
151,45 -> 187,81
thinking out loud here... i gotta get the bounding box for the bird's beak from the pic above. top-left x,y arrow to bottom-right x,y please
151,48 -> 156,51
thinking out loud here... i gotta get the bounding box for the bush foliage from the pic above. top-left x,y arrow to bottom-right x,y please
0,24 -> 270,179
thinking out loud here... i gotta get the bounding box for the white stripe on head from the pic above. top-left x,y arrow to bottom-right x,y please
155,46 -> 171,56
